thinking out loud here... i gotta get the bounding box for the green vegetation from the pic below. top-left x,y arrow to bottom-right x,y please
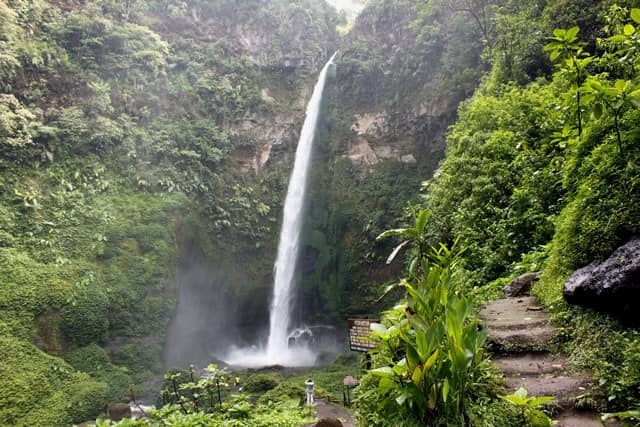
423,0 -> 640,416
354,212 -> 499,426
3,0 -> 640,424
0,0 -> 339,424
499,387 -> 554,427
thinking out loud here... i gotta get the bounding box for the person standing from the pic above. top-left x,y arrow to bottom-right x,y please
305,378 -> 315,404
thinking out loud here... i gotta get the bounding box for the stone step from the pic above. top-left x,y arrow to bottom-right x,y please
493,353 -> 567,376
480,297 -> 549,330
487,326 -> 557,352
504,375 -> 590,408
480,296 -> 558,351
555,409 -> 607,427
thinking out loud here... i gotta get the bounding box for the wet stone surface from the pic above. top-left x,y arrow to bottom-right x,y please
481,294 -> 618,426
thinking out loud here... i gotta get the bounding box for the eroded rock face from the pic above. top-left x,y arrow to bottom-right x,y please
563,237 -> 640,319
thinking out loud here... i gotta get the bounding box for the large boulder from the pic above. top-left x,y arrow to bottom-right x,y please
563,237 -> 640,319
504,272 -> 542,297
107,403 -> 131,421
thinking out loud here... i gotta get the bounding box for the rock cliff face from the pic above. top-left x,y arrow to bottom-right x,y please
333,0 -> 482,172
293,0 -> 484,323
164,0 -> 487,364
162,1 -> 341,367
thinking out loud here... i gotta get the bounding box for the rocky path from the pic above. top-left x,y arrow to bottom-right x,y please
480,296 -> 614,426
302,401 -> 356,427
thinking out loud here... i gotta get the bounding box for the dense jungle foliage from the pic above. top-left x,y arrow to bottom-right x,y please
3,0 -> 640,425
350,0 -> 640,426
0,0 -> 339,424
421,0 -> 640,420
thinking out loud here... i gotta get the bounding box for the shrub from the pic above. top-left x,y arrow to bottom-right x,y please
358,211 -> 491,426
60,285 -> 109,346
244,374 -> 280,393
258,382 -> 305,404
66,376 -> 109,423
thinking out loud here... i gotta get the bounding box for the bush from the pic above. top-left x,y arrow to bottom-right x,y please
360,213 -> 492,426
60,285 -> 109,346
66,377 -> 109,423
66,343 -> 111,373
258,382 -> 305,404
66,344 -> 132,402
244,374 -> 279,393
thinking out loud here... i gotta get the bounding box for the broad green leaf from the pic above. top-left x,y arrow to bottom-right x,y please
379,377 -> 395,394
392,361 -> 409,377
386,240 -> 410,264
581,93 -> 595,105
553,29 -> 566,38
587,77 -> 603,90
527,409 -> 552,427
628,89 -> 640,100
377,282 -> 401,302
615,79 -> 628,92
408,257 -> 418,275
514,386 -> 528,400
411,365 -> 422,384
370,366 -> 394,378
624,24 -> 636,36
602,409 -> 640,421
370,322 -> 388,336
566,26 -> 579,40
376,228 -> 415,240
543,42 -> 560,52
499,394 -> 527,406
607,34 -> 627,43
415,329 -> 429,359
632,8 -> 640,24
426,385 -> 437,409
415,210 -> 429,234
424,349 -> 440,371
396,393 -> 409,406
406,343 -> 420,371
529,396 -> 555,407
550,50 -> 560,61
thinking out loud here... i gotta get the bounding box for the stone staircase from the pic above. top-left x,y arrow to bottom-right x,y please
480,296 -> 614,427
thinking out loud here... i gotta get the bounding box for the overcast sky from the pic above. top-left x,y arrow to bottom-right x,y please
325,0 -> 366,18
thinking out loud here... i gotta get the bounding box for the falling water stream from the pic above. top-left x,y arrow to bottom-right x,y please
225,53 -> 337,367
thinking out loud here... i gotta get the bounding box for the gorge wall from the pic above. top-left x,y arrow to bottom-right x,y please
0,1 -> 485,424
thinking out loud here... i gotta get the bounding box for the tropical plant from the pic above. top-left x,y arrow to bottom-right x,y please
602,407 -> 640,425
360,210 -> 488,426
160,364 -> 230,414
499,387 -> 554,427
544,26 -> 593,137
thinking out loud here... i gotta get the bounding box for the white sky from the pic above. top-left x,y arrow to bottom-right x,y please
325,0 -> 366,18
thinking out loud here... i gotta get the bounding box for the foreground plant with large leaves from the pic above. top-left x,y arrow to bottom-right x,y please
357,210 -> 490,426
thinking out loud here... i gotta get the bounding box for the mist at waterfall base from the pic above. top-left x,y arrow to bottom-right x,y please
224,54 -> 338,368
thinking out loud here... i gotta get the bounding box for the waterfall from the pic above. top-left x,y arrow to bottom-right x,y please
265,52 -> 337,356
225,53 -> 336,367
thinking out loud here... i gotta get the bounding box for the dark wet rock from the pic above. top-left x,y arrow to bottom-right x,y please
504,272 -> 542,297
107,403 -> 131,421
563,237 -> 640,318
